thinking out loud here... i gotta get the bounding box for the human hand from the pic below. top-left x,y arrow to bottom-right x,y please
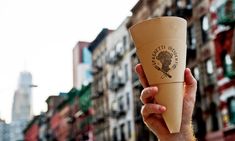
135,64 -> 197,141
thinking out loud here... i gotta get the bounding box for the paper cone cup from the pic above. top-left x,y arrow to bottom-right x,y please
157,83 -> 184,133
129,17 -> 187,133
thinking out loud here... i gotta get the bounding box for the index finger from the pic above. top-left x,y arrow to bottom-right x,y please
135,64 -> 149,88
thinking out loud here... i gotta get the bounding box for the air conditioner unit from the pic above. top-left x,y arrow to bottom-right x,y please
106,50 -> 117,64
117,69 -> 125,87
118,101 -> 127,117
109,71 -> 119,90
116,44 -> 125,58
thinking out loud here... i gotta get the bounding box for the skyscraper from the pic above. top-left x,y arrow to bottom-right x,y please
12,71 -> 32,121
10,71 -> 33,141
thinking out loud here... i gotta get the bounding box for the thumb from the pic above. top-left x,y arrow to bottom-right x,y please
184,68 -> 197,96
184,68 -> 197,107
182,68 -> 197,122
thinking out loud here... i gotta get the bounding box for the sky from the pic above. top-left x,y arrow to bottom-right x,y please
0,0 -> 138,123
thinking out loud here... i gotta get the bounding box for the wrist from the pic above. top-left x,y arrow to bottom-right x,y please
158,123 -> 196,141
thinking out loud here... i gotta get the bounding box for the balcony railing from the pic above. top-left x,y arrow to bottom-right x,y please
110,108 -> 127,119
106,44 -> 125,65
109,69 -> 126,91
116,43 -> 125,59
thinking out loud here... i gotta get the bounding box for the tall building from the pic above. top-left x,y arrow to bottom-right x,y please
11,71 -> 33,141
73,41 -> 92,89
0,119 -> 10,141
106,17 -> 135,141
88,28 -> 112,141
12,71 -> 32,121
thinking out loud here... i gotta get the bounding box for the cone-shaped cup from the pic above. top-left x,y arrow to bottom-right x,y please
129,16 -> 187,133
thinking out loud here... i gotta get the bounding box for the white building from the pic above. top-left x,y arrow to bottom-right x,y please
106,17 -> 135,141
11,71 -> 33,141
0,119 -> 10,141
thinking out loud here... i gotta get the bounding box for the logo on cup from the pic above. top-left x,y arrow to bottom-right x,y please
152,45 -> 178,79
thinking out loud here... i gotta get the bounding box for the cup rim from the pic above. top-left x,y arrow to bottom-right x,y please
129,16 -> 187,31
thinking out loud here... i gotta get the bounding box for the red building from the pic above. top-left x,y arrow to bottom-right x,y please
23,116 -> 40,141
205,0 -> 235,140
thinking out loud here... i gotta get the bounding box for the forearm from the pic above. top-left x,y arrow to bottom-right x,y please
158,123 -> 196,141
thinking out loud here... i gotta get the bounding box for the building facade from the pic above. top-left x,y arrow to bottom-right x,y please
76,84 -> 94,141
11,71 -> 33,141
88,28 -> 112,141
12,71 -> 33,121
23,86 -> 94,141
106,17 -> 135,141
73,41 -> 92,89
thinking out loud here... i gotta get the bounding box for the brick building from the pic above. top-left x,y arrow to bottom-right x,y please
23,116 -> 40,141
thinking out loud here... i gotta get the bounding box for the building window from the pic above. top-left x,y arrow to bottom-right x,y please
223,53 -> 235,78
187,25 -> 196,49
205,59 -> 215,86
130,43 -> 135,50
116,41 -> 125,59
193,66 -> 200,81
206,59 -> 214,75
126,92 -> 130,110
119,96 -> 125,111
113,127 -> 118,141
228,96 -> 235,124
123,36 -> 127,49
127,121 -> 132,138
210,101 -> 219,131
217,0 -> 235,25
120,123 -> 126,141
125,64 -> 129,81
193,66 -> 202,102
200,15 -> 209,44
186,25 -> 197,65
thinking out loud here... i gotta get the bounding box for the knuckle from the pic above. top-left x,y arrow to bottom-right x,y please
141,105 -> 146,116
142,116 -> 148,124
140,90 -> 145,102
140,88 -> 148,99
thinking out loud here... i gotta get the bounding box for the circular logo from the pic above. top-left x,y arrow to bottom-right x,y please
152,45 -> 178,79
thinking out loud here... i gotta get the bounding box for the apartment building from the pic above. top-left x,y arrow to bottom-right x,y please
106,17 -> 135,141
88,28 -> 112,141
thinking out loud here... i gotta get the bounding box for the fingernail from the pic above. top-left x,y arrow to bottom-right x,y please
153,86 -> 158,91
160,106 -> 166,111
